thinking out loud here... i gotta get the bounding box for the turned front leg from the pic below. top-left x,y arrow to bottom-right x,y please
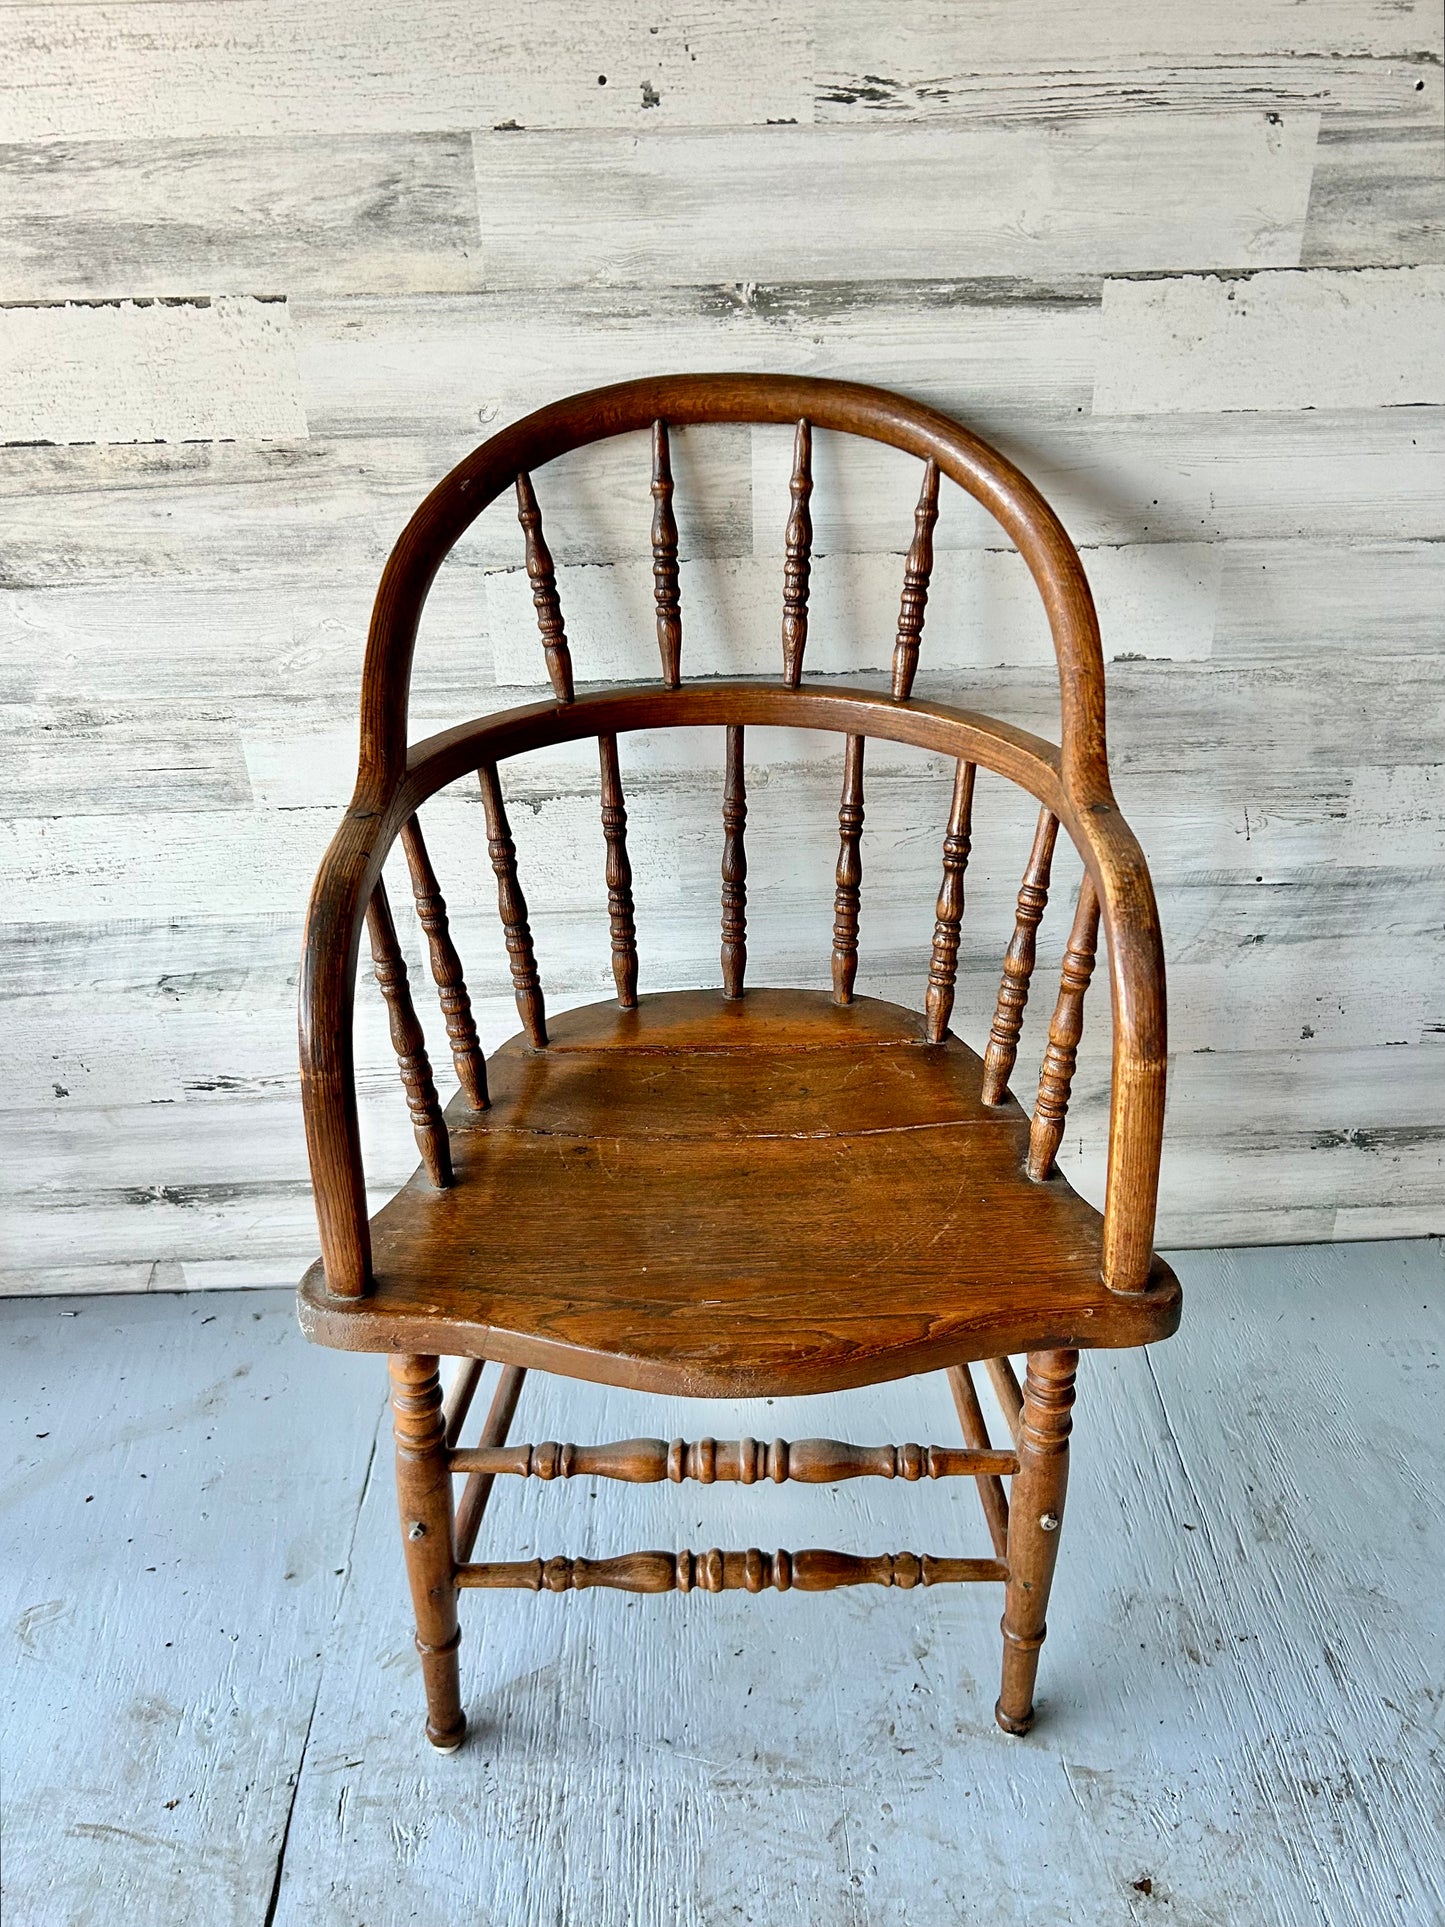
389,1355 -> 466,1752
997,1348 -> 1077,1736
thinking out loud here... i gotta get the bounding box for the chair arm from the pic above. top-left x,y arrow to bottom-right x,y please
298,793 -> 394,1297
1072,794 -> 1168,1296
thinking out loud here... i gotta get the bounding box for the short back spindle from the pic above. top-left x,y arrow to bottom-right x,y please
650,421 -> 682,688
781,419 -> 814,687
515,471 -> 573,704
891,458 -> 940,702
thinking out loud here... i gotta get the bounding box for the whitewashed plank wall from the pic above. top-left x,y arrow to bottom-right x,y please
0,1 -> 1441,1294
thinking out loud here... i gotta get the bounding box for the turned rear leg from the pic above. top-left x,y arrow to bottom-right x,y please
996,1348 -> 1077,1736
389,1354 -> 466,1751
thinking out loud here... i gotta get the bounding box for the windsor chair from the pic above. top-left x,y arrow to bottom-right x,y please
297,373 -> 1180,1753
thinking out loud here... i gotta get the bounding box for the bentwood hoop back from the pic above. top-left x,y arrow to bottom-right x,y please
297,374 -> 1180,1751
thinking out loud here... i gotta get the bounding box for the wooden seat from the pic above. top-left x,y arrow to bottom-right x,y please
301,989 -> 1179,1392
296,372 -> 1180,1754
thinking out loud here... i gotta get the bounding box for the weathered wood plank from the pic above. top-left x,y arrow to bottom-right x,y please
0,1290 -> 388,1923
0,424 -> 750,586
1214,538 -> 1445,656
0,1 -> 811,140
750,407 -> 1445,552
816,0 -> 1443,124
0,706 -> 253,816
288,286 -> 1103,433
0,296 -> 307,446
0,134 -> 484,301
1302,122 -> 1445,267
1094,266 -> 1445,414
0,571 -> 489,710
471,119 -> 1321,287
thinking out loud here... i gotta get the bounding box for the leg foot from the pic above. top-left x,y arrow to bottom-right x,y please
997,1349 -> 1076,1735
390,1355 -> 465,1752
993,1695 -> 1034,1738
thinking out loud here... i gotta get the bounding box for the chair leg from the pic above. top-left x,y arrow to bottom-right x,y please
996,1348 -> 1077,1736
389,1354 -> 466,1752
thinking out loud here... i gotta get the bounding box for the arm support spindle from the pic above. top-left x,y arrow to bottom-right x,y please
924,760 -> 976,1044
401,816 -> 489,1110
365,879 -> 452,1187
1028,878 -> 1100,1180
598,733 -> 638,1008
981,808 -> 1058,1104
831,734 -> 865,1004
721,724 -> 747,998
477,762 -> 547,1047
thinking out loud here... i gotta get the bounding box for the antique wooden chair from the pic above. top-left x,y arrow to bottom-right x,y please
297,374 -> 1180,1752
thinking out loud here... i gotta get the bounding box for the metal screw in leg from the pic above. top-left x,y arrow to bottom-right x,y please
408,1520 -> 427,1539
1039,1512 -> 1059,1533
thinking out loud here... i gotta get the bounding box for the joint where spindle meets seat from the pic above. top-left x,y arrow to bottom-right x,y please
297,372 -> 1178,1756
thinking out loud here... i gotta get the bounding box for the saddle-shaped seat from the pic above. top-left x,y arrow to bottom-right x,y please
301,989 -> 1178,1393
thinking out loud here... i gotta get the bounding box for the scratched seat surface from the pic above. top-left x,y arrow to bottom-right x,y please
299,990 -> 1180,1396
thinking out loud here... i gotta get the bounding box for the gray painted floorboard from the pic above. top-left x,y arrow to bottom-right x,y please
2,1240 -> 1441,1924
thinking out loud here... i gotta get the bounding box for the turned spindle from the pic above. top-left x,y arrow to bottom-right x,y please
924,759 -> 976,1044
721,724 -> 747,999
448,1436 -> 1017,1483
515,470 -> 574,703
389,1355 -> 465,1750
457,1549 -> 1006,1594
997,1349 -> 1077,1736
365,879 -> 452,1188
597,734 -> 639,1008
650,420 -> 682,687
981,808 -> 1059,1105
781,418 -> 813,687
831,734 -> 865,1004
477,761 -> 547,1047
400,816 -> 488,1111
891,457 -> 940,701
1027,877 -> 1100,1181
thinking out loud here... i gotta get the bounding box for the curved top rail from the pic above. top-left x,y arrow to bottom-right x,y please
357,374 -> 1110,804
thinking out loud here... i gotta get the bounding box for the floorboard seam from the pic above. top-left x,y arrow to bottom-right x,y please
262,1685 -> 319,1927
261,1385 -> 387,1926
